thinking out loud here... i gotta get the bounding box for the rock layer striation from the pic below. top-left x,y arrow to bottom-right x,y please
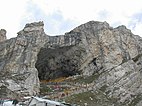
0,21 -> 142,105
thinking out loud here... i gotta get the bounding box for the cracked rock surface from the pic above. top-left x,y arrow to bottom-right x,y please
0,21 -> 142,106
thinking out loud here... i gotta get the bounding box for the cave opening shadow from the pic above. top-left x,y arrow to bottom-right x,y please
35,46 -> 81,81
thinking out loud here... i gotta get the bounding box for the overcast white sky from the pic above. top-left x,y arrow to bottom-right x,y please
0,0 -> 142,38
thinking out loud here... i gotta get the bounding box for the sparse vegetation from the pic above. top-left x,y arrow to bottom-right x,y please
40,86 -> 53,94
0,85 -> 7,96
72,73 -> 100,84
64,91 -> 97,106
64,90 -> 116,106
40,77 -> 67,83
129,94 -> 142,106
100,85 -> 108,92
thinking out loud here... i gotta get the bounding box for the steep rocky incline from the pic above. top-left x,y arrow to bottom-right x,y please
0,21 -> 142,105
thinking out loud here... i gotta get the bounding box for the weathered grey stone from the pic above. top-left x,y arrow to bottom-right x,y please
0,29 -> 6,42
0,21 -> 48,98
0,20 -> 142,106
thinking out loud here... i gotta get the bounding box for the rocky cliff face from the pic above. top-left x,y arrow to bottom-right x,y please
0,22 -> 47,98
0,21 -> 142,105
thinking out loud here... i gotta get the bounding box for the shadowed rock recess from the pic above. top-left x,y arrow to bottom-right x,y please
0,21 -> 142,105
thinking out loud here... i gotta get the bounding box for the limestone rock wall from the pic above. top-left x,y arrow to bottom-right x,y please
0,20 -> 142,105
0,22 -> 48,98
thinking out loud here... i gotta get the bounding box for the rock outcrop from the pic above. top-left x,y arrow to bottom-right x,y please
0,21 -> 48,98
0,21 -> 142,105
0,29 -> 7,42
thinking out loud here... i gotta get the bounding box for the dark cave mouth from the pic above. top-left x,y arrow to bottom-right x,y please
35,46 -> 81,81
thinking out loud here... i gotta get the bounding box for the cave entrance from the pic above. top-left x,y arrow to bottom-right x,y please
35,46 -> 81,81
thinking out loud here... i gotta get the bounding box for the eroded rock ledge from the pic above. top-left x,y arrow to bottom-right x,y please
0,21 -> 142,105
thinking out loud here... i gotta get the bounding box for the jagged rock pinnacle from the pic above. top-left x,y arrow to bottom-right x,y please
17,21 -> 44,35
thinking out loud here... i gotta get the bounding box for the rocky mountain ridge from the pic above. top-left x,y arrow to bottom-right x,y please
0,21 -> 142,105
